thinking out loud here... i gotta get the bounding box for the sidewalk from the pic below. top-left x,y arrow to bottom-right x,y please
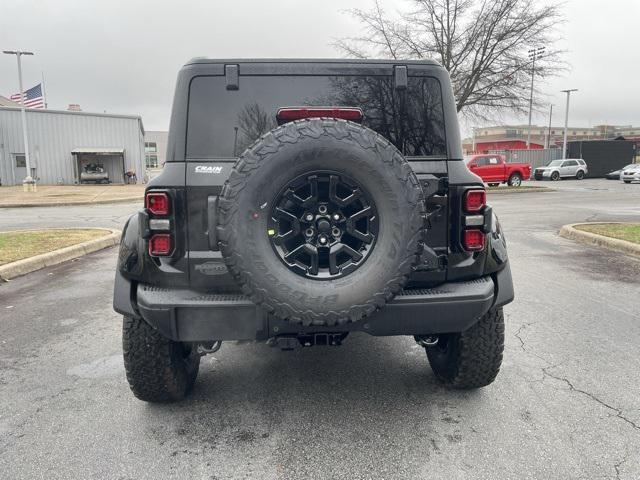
0,185 -> 145,207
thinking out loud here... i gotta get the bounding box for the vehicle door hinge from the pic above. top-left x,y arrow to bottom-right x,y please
394,65 -> 408,90
225,64 -> 239,91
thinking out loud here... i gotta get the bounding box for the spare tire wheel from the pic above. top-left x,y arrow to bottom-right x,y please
218,118 -> 424,326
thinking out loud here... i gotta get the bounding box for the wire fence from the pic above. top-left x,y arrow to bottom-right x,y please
487,148 -> 564,169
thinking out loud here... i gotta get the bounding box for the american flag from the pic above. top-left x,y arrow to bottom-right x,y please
10,83 -> 44,109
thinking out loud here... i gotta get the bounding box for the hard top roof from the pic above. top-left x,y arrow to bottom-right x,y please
185,57 -> 441,67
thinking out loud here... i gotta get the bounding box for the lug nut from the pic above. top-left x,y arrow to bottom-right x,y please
318,205 -> 328,214
305,213 -> 314,222
331,227 -> 341,237
318,235 -> 328,245
305,228 -> 315,237
332,213 -> 340,221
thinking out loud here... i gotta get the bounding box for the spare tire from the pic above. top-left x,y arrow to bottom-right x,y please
218,118 -> 424,326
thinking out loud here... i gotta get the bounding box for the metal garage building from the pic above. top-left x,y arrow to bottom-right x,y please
0,106 -> 145,186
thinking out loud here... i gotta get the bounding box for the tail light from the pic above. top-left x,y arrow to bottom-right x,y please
149,234 -> 173,256
145,192 -> 170,215
145,190 -> 174,257
276,107 -> 363,125
462,229 -> 485,251
462,188 -> 487,252
463,189 -> 486,212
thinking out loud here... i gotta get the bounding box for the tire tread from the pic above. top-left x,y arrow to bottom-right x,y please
217,118 -> 425,326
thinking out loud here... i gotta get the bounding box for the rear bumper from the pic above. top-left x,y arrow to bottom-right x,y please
116,263 -> 514,342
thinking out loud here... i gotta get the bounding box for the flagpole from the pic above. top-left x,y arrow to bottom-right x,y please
41,71 -> 48,109
3,50 -> 35,190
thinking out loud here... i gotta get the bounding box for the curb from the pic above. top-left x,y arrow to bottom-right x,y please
559,223 -> 640,259
0,196 -> 142,208
0,228 -> 122,281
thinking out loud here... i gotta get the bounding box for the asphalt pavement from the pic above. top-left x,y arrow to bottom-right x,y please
1,179 -> 639,479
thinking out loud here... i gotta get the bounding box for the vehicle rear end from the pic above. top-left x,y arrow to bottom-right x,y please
114,59 -> 514,402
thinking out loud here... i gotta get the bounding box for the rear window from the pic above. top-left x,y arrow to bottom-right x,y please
186,75 -> 446,158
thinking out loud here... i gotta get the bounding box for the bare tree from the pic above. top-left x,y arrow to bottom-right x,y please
335,0 -> 564,119
236,102 -> 277,152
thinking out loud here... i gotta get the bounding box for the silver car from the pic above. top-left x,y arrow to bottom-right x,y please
534,158 -> 588,181
621,164 -> 640,183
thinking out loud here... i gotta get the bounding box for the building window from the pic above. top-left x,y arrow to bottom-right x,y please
145,142 -> 157,153
14,154 -> 26,168
146,154 -> 158,168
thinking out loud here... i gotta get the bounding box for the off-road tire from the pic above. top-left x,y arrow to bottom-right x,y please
576,170 -> 585,180
122,315 -> 200,402
218,118 -> 424,327
425,308 -> 504,389
507,173 -> 522,187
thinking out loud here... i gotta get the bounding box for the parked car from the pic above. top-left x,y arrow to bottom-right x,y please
621,164 -> 640,183
113,58 -> 514,403
605,164 -> 636,180
534,159 -> 587,181
464,154 -> 531,187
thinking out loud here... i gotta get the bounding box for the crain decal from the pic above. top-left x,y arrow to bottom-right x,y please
195,165 -> 223,174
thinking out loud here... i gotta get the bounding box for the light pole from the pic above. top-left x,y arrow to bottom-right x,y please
3,49 -> 35,190
561,89 -> 578,157
546,104 -> 553,148
526,47 -> 545,149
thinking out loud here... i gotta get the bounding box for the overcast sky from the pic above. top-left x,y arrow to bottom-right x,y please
1,0 -> 638,134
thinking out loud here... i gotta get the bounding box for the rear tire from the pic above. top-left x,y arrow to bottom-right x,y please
576,170 -> 585,180
507,173 -> 522,187
487,183 -> 500,187
122,316 -> 200,402
624,180 -> 631,184
425,308 -> 504,389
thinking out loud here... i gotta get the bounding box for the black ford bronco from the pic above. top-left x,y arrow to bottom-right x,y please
114,59 -> 514,402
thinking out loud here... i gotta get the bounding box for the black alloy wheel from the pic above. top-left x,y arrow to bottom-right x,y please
268,171 -> 378,280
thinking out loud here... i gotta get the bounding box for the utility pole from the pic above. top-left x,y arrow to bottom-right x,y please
3,49 -> 36,191
526,47 -> 545,149
546,104 -> 553,148
233,126 -> 239,156
561,89 -> 578,157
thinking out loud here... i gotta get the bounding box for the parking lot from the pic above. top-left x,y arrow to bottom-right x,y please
1,178 -> 639,479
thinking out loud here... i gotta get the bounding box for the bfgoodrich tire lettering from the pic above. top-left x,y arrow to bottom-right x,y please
425,308 -> 505,389
218,118 -> 424,326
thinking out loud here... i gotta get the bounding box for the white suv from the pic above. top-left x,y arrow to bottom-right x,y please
534,158 -> 588,181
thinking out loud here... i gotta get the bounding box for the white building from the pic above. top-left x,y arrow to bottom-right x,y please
0,106 -> 145,186
144,130 -> 168,168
